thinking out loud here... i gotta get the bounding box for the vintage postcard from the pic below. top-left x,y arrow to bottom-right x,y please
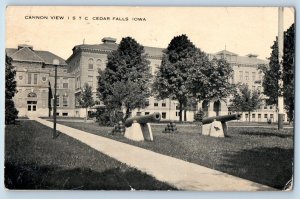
5,6 -> 295,191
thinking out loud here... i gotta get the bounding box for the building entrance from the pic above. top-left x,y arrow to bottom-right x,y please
27,101 -> 37,112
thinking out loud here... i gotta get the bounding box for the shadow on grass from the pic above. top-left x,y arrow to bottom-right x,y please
5,162 -> 177,190
238,131 -> 293,139
218,147 -> 293,190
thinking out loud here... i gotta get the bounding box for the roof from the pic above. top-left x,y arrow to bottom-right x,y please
72,43 -> 164,58
216,50 -> 238,56
210,50 -> 268,66
6,47 -> 67,66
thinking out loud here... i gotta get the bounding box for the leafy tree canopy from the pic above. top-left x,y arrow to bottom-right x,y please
98,37 -> 151,119
262,23 -> 295,121
230,84 -> 262,122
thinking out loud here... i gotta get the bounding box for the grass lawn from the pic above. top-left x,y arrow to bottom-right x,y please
59,121 -> 294,190
5,120 -> 176,190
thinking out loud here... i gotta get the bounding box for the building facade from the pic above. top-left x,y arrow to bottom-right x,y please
6,39 -> 288,122
6,44 -> 75,117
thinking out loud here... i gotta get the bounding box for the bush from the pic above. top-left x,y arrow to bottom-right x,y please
96,107 -> 124,126
5,99 -> 18,125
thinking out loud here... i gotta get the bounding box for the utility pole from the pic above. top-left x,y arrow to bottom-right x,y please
53,59 -> 59,138
277,7 -> 284,130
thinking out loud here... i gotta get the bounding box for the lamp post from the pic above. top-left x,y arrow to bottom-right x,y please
53,59 -> 59,138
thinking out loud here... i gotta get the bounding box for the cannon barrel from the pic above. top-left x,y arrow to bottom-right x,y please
125,112 -> 161,127
202,113 -> 241,125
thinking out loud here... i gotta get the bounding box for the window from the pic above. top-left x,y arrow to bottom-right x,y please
42,76 -> 47,81
264,114 -> 268,118
154,99 -> 158,107
88,76 -> 93,87
27,92 -> 37,98
270,106 -> 273,110
62,112 -> 68,116
239,71 -> 243,80
245,72 -> 249,80
162,112 -> 166,119
33,74 -> 38,84
176,105 -> 180,110
56,112 -> 59,116
264,106 -> 268,109
27,73 -> 32,84
19,76 -> 23,80
145,112 -> 150,115
88,58 -> 94,69
96,59 -> 102,68
252,114 -> 255,118
252,72 -> 256,81
63,96 -> 68,107
245,114 -> 248,118
63,83 -> 68,88
162,100 -> 166,107
258,114 -> 261,119
145,99 -> 149,106
56,95 -> 60,107
270,114 -> 273,118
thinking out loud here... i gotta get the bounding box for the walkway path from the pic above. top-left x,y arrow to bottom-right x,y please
32,117 -> 275,191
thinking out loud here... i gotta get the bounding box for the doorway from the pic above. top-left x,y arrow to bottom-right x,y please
213,100 -> 221,116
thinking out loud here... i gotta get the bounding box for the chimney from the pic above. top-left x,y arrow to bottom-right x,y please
246,54 -> 258,58
18,44 -> 33,50
101,37 -> 117,44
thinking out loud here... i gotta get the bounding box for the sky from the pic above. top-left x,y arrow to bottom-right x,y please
6,6 -> 295,60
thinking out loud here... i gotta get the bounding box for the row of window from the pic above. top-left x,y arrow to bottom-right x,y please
145,112 -> 167,119
245,113 -> 274,119
88,58 -> 103,70
239,71 -> 262,82
154,101 -> 167,107
55,95 -> 69,107
25,73 -> 70,88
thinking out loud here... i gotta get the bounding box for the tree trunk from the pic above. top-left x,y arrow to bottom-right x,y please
248,111 -> 251,122
85,108 -> 88,122
184,108 -> 187,122
179,102 -> 183,122
124,108 -> 131,121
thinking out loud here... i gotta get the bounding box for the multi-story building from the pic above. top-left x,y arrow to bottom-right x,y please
66,37 -> 186,120
6,44 -> 75,117
209,50 -> 287,122
6,39 -> 288,122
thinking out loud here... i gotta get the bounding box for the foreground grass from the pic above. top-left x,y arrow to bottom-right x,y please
59,121 -> 294,190
5,121 -> 176,190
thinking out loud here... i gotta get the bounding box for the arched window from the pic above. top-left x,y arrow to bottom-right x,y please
96,59 -> 102,68
88,58 -> 94,70
27,92 -> 37,98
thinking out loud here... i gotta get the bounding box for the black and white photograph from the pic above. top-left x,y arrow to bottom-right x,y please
4,6 -> 295,191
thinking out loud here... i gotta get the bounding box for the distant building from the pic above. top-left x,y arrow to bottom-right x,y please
6,39 -> 288,122
6,44 -> 75,117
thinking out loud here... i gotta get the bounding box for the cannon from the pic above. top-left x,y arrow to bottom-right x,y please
200,113 -> 241,137
124,112 -> 161,141
202,114 -> 241,125
125,112 -> 161,127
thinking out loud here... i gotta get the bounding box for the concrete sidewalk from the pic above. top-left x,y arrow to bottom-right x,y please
32,117 -> 275,191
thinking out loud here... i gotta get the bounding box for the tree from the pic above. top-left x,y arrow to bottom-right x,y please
152,34 -> 234,121
262,23 -> 295,121
230,84 -> 262,122
5,55 -> 18,124
152,35 -> 206,121
78,83 -> 95,121
187,57 -> 234,105
98,37 -> 151,121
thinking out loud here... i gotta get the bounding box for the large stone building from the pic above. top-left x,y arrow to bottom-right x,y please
6,44 -> 75,117
6,38 -> 288,122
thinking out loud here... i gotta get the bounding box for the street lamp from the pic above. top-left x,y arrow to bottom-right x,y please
53,59 -> 59,138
